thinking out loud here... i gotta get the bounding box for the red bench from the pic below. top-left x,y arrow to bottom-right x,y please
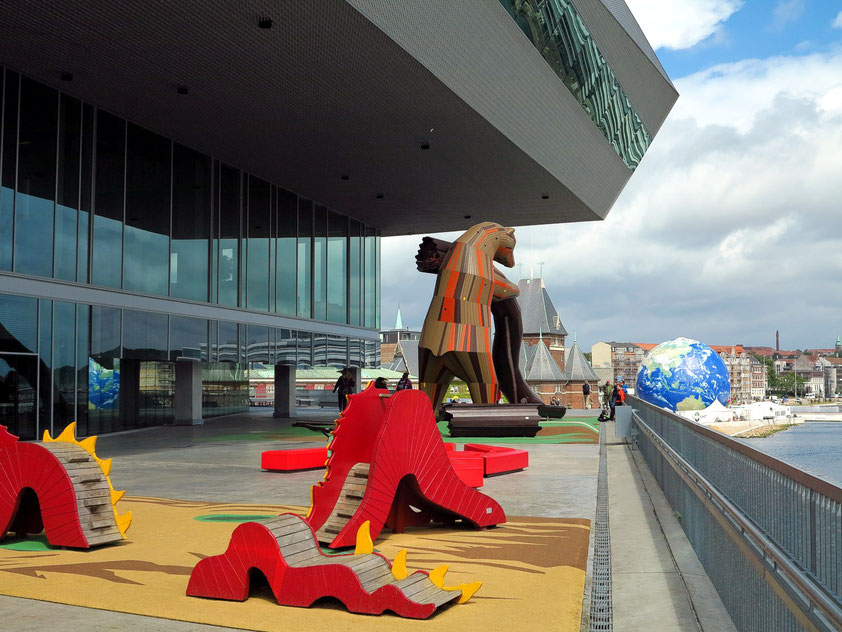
261,447 -> 328,471
463,444 -> 529,476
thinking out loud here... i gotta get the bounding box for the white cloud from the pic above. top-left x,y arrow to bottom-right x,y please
770,0 -> 805,31
833,11 -> 842,29
624,0 -> 742,50
381,49 -> 842,352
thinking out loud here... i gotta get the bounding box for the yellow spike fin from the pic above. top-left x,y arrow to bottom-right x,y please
392,549 -> 408,580
429,564 -> 449,588
99,458 -> 112,477
354,520 -> 373,555
458,581 -> 482,604
116,512 -> 132,538
79,436 -> 98,454
55,422 -> 77,443
111,489 -> 125,504
42,429 -> 54,442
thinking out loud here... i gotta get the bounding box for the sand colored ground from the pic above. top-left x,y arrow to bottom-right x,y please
0,497 -> 589,631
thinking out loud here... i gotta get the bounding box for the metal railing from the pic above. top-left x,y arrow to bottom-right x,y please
630,396 -> 842,632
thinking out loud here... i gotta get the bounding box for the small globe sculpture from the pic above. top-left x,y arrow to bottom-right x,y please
636,337 -> 730,412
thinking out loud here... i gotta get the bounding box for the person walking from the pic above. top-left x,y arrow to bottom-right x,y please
333,368 -> 354,410
396,372 -> 412,391
582,381 -> 592,408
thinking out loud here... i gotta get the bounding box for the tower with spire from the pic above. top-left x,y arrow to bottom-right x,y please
516,276 -> 567,371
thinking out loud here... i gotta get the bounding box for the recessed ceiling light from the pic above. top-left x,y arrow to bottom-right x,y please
258,17 -> 273,29
420,142 -> 430,150
376,193 -> 384,199
341,175 -> 349,181
464,215 -> 472,219
541,194 -> 549,200
177,85 -> 189,95
59,71 -> 73,82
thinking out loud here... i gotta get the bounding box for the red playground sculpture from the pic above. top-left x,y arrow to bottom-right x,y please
0,423 -> 131,548
306,386 -> 506,548
187,513 -> 480,618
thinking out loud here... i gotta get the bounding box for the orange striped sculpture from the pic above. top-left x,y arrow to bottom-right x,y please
418,222 -> 522,412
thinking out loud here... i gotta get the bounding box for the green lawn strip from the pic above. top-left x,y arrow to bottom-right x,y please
437,420 -> 598,444
193,514 -> 279,523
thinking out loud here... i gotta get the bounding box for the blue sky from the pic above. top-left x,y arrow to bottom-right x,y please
382,1 -> 842,353
654,1 -> 842,77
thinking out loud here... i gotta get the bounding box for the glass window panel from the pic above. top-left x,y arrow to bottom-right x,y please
327,211 -> 347,323
247,325 -> 269,364
296,200 -> 312,319
348,220 -> 361,326
313,205 -> 327,321
77,104 -> 93,284
246,176 -> 270,311
349,338 -> 363,368
239,324 -> 246,364
0,293 -> 37,353
275,189 -> 296,316
52,301 -> 76,432
208,320 -> 218,362
296,331 -> 312,369
92,111 -> 125,288
169,316 -> 208,361
15,77 -> 57,278
0,353 -> 38,440
38,300 -> 52,436
217,164 -> 240,307
124,124 -> 170,295
327,335 -> 347,368
218,321 -> 238,363
202,362 -> 248,417
171,143 -> 211,301
122,310 -> 167,361
88,305 -> 121,435
375,233 -> 381,330
276,329 -> 296,365
364,226 -> 376,328
54,94 -> 81,281
76,304 -> 89,434
0,70 -> 18,270
313,334 -> 327,367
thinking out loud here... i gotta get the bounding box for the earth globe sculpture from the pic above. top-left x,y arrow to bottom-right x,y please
636,337 -> 730,412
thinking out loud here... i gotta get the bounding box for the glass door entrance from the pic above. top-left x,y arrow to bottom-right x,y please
0,353 -> 39,440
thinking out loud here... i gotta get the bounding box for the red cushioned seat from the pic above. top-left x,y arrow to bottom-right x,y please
463,444 -> 529,476
261,447 -> 328,471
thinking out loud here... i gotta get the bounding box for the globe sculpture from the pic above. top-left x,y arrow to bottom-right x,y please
636,337 -> 730,412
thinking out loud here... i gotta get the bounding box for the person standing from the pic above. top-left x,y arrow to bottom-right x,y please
602,380 -> 612,408
582,381 -> 592,408
333,369 -> 353,410
609,382 -> 622,421
396,372 -> 413,391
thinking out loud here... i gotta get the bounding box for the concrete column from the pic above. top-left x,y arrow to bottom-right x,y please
119,359 -> 141,425
174,360 -> 203,425
347,366 -> 361,395
273,364 -> 296,419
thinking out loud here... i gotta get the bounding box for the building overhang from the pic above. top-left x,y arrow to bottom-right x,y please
0,0 -> 676,236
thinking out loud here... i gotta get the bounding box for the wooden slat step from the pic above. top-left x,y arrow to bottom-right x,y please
82,498 -> 111,508
406,583 -> 444,604
395,574 -> 428,592
283,549 -> 323,565
322,525 -> 342,534
84,531 -> 123,546
89,517 -> 116,530
430,589 -> 461,608
345,492 -> 364,500
277,538 -> 318,557
273,529 -> 315,548
400,576 -> 436,598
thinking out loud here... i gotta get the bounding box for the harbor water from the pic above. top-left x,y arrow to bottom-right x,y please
735,421 -> 842,487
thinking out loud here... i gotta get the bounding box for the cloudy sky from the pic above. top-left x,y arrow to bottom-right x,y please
381,0 -> 842,353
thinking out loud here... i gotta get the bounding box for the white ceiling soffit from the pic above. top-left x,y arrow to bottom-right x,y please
0,0 -> 672,236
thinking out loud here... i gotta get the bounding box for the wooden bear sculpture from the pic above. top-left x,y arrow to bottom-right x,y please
418,221 -> 527,412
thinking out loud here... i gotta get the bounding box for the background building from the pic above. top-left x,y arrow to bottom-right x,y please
0,0 -> 675,438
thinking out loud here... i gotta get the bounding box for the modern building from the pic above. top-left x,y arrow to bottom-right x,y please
379,307 -> 421,366
0,0 -> 675,439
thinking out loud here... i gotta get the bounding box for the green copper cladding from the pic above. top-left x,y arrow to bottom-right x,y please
500,0 -> 652,170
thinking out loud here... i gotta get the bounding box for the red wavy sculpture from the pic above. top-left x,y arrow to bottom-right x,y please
0,426 -> 125,548
187,513 -> 471,618
306,386 -> 506,548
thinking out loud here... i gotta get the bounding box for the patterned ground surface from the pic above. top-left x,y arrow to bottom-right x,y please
0,497 -> 589,631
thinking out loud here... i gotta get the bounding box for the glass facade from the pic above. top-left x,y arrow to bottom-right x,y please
0,66 -> 380,437
499,0 -> 651,170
